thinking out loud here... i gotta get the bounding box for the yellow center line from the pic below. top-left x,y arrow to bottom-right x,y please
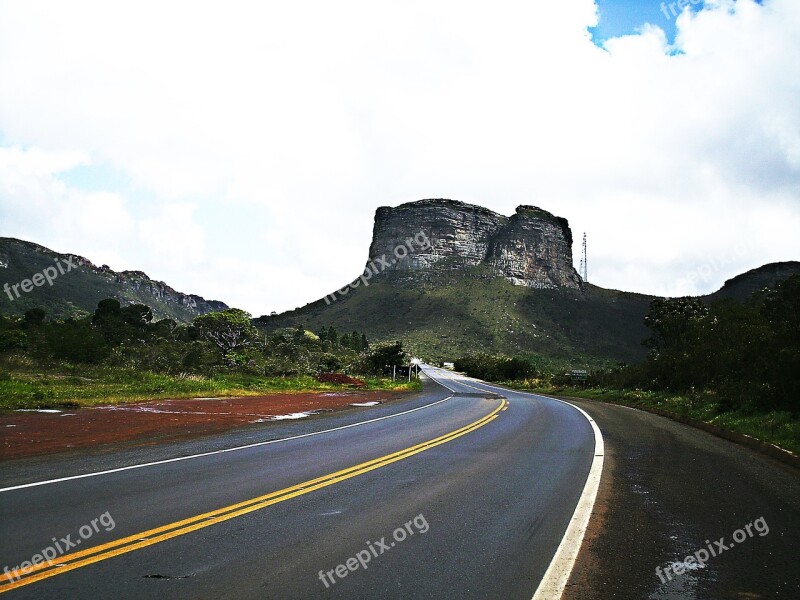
1,399 -> 506,593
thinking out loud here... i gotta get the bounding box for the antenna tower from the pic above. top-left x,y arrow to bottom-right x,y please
579,232 -> 588,283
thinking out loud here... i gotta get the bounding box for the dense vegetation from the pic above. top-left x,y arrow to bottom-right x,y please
453,275 -> 800,451
260,267 -> 653,365
0,299 -> 415,409
457,276 -> 799,409
606,274 -> 798,413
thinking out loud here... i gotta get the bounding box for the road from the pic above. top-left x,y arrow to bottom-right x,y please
2,366 -> 798,599
0,366 -> 599,599
562,396 -> 800,599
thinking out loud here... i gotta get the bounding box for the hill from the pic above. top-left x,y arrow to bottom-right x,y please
4,199 -> 795,365
257,199 -> 654,366
0,238 -> 227,323
257,199 -> 798,365
707,261 -> 800,302
257,267 -> 653,366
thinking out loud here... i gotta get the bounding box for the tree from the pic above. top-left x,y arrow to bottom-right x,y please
351,330 -> 361,351
643,297 -> 709,357
193,309 -> 257,355
0,329 -> 26,352
45,319 -> 109,363
23,308 -> 46,328
121,304 -> 153,326
340,332 -> 351,349
92,298 -> 122,323
152,319 -> 179,339
327,326 -> 339,346
643,297 -> 710,390
763,275 -> 800,346
362,341 -> 406,374
92,299 -> 127,344
761,275 -> 800,410
454,354 -> 535,381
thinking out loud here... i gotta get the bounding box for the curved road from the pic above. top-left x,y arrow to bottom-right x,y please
0,366 -> 599,599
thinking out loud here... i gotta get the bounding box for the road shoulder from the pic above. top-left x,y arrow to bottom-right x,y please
563,398 -> 800,599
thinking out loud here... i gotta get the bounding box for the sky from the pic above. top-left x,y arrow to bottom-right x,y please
0,0 -> 798,316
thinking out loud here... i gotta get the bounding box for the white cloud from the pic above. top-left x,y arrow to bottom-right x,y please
0,147 -> 134,265
138,204 -> 207,270
1,0 -> 798,314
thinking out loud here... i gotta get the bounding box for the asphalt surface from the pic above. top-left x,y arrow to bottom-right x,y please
562,397 -> 800,600
3,369 -> 796,599
0,367 -> 597,599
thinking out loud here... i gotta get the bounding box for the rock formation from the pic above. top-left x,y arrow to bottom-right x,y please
366,199 -> 582,289
0,237 -> 228,321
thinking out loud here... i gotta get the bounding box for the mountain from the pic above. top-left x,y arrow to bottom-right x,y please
4,202 -> 795,364
707,261 -> 800,302
0,238 -> 227,323
365,199 -> 582,289
259,199 -> 655,365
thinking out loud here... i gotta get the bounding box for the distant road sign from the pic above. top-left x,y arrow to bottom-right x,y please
571,370 -> 588,382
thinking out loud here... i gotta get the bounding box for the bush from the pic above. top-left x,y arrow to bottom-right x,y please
45,320 -> 110,363
360,341 -> 407,375
0,329 -> 27,352
454,354 -> 536,381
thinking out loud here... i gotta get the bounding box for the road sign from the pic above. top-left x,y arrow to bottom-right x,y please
571,370 -> 588,382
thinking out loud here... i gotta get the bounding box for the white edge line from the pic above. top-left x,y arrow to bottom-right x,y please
423,366 -> 604,600
421,370 -> 458,393
0,394 -> 454,493
530,397 -> 603,600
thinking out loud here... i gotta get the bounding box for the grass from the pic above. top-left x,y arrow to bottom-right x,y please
0,358 -> 422,410
260,268 -> 654,365
503,381 -> 800,455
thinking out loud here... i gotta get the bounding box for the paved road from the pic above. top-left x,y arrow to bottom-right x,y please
562,397 -> 800,600
0,367 -> 599,599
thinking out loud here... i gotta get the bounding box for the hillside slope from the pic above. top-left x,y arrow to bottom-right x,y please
707,261 -> 800,302
258,199 -> 653,365
0,238 -> 227,322
257,268 -> 654,365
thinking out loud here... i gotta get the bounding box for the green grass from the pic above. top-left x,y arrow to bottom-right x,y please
0,358 -> 421,410
259,268 -> 654,365
504,381 -> 800,455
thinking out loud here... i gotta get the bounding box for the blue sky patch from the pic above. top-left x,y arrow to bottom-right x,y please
590,0 -> 703,45
590,0 -> 764,46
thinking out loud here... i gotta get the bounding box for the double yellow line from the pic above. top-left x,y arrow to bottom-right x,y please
1,398 -> 506,593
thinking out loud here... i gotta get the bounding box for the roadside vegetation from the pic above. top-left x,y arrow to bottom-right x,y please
453,275 -> 800,454
0,300 -> 419,409
258,266 -> 653,365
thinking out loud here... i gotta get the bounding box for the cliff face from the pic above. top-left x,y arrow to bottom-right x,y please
366,199 -> 582,289
105,269 -> 229,315
0,238 -> 228,322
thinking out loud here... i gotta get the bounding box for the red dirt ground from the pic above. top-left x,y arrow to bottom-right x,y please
0,391 -> 402,460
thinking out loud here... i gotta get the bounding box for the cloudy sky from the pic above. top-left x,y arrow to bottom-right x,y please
1,0 -> 798,315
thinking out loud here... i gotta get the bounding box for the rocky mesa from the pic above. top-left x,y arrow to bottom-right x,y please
366,199 -> 582,289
